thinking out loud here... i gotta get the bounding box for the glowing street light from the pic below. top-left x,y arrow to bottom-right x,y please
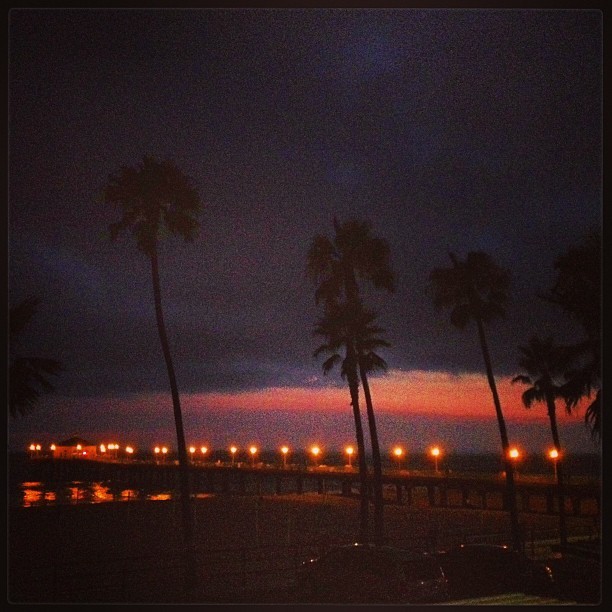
430,446 -> 441,473
230,445 -> 238,466
548,448 -> 560,479
200,446 -> 208,462
508,446 -> 521,478
311,445 -> 321,467
393,446 -> 404,470
100,444 -> 107,455
125,446 -> 134,458
249,445 -> 258,467
281,446 -> 289,468
189,446 -> 196,461
345,445 -> 354,469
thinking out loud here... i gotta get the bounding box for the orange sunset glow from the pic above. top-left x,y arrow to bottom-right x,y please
181,369 -> 587,423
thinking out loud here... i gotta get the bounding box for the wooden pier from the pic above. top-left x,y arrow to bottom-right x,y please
12,457 -> 600,518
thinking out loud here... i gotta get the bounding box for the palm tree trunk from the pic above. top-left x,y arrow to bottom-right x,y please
475,316 -> 522,552
150,249 -> 197,596
546,393 -> 568,547
346,348 -> 369,543
358,358 -> 384,545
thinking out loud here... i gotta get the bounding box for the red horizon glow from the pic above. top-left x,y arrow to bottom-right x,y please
180,369 -> 588,423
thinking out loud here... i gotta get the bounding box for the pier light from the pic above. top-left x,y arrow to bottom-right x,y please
249,445 -> 258,467
508,447 -> 521,478
161,446 -> 168,455
154,446 -> 161,455
50,444 -> 56,452
281,446 -> 289,468
29,444 -> 36,451
100,444 -> 107,454
125,446 -> 134,455
35,444 -> 41,451
393,446 -> 404,470
76,444 -> 82,451
345,446 -> 354,468
430,446 -> 441,473
230,445 -> 238,466
200,446 -> 208,460
548,448 -> 560,479
310,445 -> 321,467
189,446 -> 196,461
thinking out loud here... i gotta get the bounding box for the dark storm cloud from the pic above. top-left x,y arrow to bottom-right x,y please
9,8 -> 601,397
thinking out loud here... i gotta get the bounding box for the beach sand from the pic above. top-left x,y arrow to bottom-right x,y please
8,491 -> 599,604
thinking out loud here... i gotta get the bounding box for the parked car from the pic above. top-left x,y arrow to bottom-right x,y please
292,542 -> 449,604
433,543 -> 556,600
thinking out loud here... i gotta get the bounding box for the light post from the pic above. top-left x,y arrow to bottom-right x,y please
345,445 -> 354,469
311,445 -> 321,468
200,446 -> 208,463
249,445 -> 258,467
50,444 -> 56,458
230,445 -> 238,466
154,446 -> 161,463
393,446 -> 404,471
189,446 -> 196,462
430,446 -> 441,473
28,444 -> 36,459
281,446 -> 289,468
548,448 -> 559,480
508,446 -> 520,479
125,446 -> 134,460
161,446 -> 168,463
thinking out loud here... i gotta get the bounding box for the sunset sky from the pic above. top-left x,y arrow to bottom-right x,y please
8,8 -> 601,455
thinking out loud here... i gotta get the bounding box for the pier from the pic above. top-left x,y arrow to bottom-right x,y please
13,457 -> 600,517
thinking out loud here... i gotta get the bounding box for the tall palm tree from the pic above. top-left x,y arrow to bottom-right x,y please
430,251 -> 521,552
9,296 -> 62,418
354,306 -> 391,545
540,232 -> 601,440
512,335 -> 570,547
313,302 -> 370,542
308,218 -> 394,543
102,155 -> 201,595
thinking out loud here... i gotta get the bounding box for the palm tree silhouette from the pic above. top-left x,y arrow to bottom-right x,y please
540,232 -> 601,440
512,335 -> 570,547
354,306 -> 391,545
430,251 -> 521,552
102,155 -> 201,595
307,217 -> 394,544
313,301 -> 370,542
9,296 -> 62,418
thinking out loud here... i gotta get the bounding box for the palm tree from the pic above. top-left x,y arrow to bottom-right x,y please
512,335 -> 570,547
430,251 -> 521,552
313,302 -> 370,542
102,155 -> 201,595
540,232 -> 601,440
308,218 -> 394,543
9,296 -> 62,418
354,306 -> 391,545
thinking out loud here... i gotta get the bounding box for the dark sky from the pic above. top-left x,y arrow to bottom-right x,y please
8,8 -> 602,452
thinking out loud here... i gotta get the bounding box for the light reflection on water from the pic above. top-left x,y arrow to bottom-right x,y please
15,481 -> 176,508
